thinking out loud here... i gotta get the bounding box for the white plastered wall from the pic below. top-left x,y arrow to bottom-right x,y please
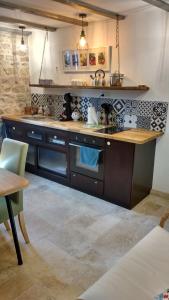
29,6 -> 169,193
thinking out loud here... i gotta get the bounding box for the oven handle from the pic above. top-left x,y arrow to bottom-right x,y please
69,143 -> 103,151
69,143 -> 81,148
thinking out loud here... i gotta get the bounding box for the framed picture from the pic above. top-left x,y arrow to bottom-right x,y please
63,50 -> 71,70
62,46 -> 112,73
72,51 -> 79,68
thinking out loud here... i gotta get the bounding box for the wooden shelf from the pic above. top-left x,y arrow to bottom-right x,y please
29,84 -> 150,91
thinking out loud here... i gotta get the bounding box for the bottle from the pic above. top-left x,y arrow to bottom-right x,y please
38,106 -> 43,115
44,106 -> 50,116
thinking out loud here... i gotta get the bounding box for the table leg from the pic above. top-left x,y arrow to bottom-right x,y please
5,196 -> 23,265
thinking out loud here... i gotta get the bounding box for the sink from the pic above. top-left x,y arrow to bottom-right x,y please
21,116 -> 56,121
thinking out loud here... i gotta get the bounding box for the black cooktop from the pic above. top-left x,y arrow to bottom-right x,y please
96,126 -> 128,134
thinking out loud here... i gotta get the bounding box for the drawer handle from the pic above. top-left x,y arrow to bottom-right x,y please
12,127 -> 15,130
107,141 -> 111,146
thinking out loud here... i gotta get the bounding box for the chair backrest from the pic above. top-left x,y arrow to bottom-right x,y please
0,138 -> 28,176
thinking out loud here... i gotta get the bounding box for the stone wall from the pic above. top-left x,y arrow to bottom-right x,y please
0,30 -> 31,115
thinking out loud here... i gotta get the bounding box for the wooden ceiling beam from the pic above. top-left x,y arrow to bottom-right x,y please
0,0 -> 88,26
52,0 -> 126,20
0,16 -> 57,31
142,0 -> 169,12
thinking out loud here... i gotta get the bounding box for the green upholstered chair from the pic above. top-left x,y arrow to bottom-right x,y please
0,138 -> 30,243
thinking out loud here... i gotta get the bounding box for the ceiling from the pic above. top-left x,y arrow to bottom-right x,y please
0,0 -> 158,30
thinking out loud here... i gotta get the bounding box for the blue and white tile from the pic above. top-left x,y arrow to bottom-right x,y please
112,99 -> 126,115
125,100 -> 139,115
136,116 -> 151,130
54,95 -> 64,102
152,102 -> 168,118
116,114 -> 124,128
124,115 -> 137,128
138,101 -> 153,117
53,100 -> 64,118
96,98 -> 113,113
31,94 -> 39,106
72,96 -> 81,111
47,95 -> 55,106
150,116 -> 167,132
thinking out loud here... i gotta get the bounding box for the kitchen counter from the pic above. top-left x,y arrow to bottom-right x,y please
2,115 -> 163,144
2,114 -> 159,208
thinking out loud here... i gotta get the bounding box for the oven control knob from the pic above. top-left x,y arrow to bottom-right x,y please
73,174 -> 76,177
107,141 -> 111,146
94,181 -> 98,184
12,127 -> 15,130
54,136 -> 57,139
32,131 -> 34,134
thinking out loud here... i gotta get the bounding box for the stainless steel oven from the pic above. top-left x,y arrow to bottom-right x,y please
69,138 -> 104,180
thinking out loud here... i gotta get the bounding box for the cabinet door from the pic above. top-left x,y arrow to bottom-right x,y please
104,140 -> 135,208
26,129 -> 43,142
5,122 -> 25,139
71,172 -> 103,197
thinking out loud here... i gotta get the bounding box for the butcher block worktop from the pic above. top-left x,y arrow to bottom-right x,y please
2,115 -> 163,144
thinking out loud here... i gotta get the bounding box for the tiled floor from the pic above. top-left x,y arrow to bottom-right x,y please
0,173 -> 168,300
134,193 -> 169,219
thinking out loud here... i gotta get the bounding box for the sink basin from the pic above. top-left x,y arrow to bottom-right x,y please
21,115 -> 56,121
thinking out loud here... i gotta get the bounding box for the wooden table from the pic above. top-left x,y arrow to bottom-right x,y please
0,168 -> 29,265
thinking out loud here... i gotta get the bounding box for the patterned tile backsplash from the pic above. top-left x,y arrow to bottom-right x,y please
31,94 -> 168,132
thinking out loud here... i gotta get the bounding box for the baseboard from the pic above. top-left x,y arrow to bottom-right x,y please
151,189 -> 169,200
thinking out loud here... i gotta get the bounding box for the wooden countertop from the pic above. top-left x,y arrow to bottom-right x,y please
2,115 -> 163,144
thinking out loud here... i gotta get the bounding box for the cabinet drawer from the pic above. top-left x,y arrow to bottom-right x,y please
46,133 -> 66,146
70,133 -> 104,147
6,122 -> 25,138
71,172 -> 103,196
26,129 -> 43,141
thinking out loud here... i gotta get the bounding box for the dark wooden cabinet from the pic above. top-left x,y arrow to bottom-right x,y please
3,119 -> 156,209
71,172 -> 103,197
5,121 -> 26,140
104,139 -> 156,208
4,120 -> 69,185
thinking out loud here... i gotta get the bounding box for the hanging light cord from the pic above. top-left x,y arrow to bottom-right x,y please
116,16 -> 120,77
21,28 -> 24,44
82,15 -> 84,32
39,30 -> 48,81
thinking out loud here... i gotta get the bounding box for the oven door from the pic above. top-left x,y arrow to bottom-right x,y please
38,146 -> 68,177
69,142 -> 104,180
